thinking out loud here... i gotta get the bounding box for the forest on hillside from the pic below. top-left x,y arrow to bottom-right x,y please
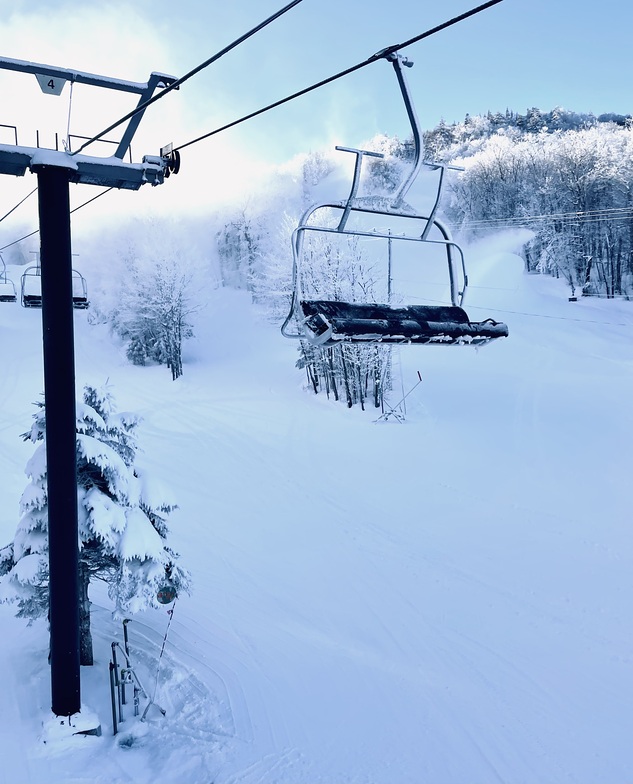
216,107 -> 633,306
424,109 -> 633,300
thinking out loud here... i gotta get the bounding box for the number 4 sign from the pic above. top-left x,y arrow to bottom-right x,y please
35,73 -> 67,95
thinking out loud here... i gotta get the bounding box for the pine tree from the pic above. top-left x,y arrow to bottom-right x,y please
0,384 -> 190,665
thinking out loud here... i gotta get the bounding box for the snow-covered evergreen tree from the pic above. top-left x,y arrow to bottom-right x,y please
101,219 -> 206,381
0,384 -> 190,665
110,254 -> 195,380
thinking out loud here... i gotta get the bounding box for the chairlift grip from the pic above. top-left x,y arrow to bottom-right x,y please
388,54 -> 423,206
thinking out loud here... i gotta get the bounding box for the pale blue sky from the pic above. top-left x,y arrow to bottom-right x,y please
4,0 -> 632,161
143,0 -> 633,161
0,0 -> 631,224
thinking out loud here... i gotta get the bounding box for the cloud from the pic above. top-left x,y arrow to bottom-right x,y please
0,2 -> 278,235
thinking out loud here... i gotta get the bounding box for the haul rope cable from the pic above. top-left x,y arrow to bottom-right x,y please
1,2 -> 504,247
0,1 -> 303,242
71,0 -> 306,156
0,187 -> 37,224
173,0 -> 504,154
0,187 -> 113,251
70,0 -> 504,158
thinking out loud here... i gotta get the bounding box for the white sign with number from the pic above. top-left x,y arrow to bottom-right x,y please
35,74 -> 67,95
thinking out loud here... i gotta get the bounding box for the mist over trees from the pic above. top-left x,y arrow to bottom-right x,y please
86,219 -> 211,380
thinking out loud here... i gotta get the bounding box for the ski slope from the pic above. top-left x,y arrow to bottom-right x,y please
0,235 -> 631,784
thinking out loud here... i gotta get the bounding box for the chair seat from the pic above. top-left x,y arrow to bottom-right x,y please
299,300 -> 508,346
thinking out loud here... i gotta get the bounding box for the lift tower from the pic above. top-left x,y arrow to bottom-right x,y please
0,56 -> 177,718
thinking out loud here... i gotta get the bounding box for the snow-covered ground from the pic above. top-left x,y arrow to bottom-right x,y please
0,235 -> 632,784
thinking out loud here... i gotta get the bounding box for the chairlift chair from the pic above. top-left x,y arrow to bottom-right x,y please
21,265 -> 42,308
281,53 -> 508,348
0,255 -> 17,303
71,269 -> 90,309
20,265 -> 89,309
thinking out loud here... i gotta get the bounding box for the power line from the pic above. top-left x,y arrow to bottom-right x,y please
458,216 -> 633,230
463,206 -> 633,224
401,290 -> 631,327
452,206 -> 633,230
173,0 -> 504,154
462,214 -> 633,227
465,301 -> 631,327
72,0 -> 306,156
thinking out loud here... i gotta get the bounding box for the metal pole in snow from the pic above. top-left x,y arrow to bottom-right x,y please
35,164 -> 81,717
109,662 -> 119,735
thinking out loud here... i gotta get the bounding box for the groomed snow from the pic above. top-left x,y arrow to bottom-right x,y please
0,234 -> 631,783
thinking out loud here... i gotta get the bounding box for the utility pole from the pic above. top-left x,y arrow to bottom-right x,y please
0,55 -> 179,718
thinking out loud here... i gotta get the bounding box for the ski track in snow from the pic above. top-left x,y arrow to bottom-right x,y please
0,259 -> 632,783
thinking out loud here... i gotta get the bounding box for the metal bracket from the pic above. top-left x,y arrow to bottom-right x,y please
0,55 -> 177,174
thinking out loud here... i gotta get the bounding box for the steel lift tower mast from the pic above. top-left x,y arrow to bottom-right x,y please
0,56 -> 178,718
